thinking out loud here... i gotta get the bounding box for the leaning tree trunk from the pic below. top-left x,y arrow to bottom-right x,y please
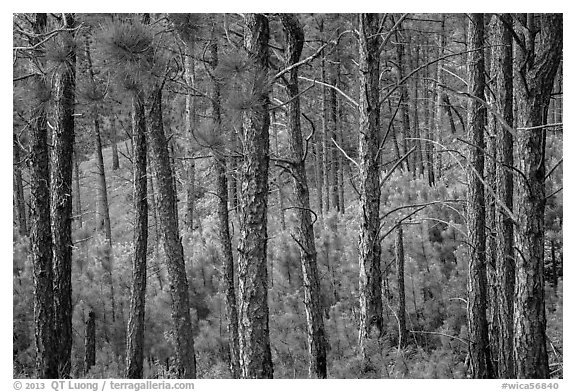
148,86 -> 196,379
465,13 -> 493,379
51,13 -> 77,378
489,13 -> 515,379
125,90 -> 148,379
28,13 -> 57,379
513,13 -> 562,379
237,13 -> 274,379
358,13 -> 384,364
281,14 -> 328,379
207,26 -> 241,378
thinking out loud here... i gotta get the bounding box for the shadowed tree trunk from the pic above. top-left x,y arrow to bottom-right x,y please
207,25 -> 241,378
395,25 -> 410,172
281,13 -> 328,379
395,225 -> 408,348
237,13 -> 274,379
51,13 -> 77,378
148,85 -> 196,378
489,13 -> 515,379
84,310 -> 96,375
125,90 -> 148,379
465,13 -> 493,379
73,149 -> 83,229
358,13 -> 384,364
28,13 -> 57,379
111,115 -> 120,171
513,13 -> 562,379
319,19 -> 331,213
409,41 -> 424,178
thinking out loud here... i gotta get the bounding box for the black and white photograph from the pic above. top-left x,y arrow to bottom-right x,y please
11,10 -> 565,384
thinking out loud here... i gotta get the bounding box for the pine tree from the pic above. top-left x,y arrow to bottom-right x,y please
465,13 -> 493,379
281,13 -> 328,379
237,13 -> 274,379
51,13 -> 77,377
358,13 -> 384,363
513,13 -> 562,379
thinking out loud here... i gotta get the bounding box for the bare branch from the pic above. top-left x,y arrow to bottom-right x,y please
331,137 -> 359,169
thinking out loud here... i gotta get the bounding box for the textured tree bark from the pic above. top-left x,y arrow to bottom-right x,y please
489,13 -> 515,379
281,14 -> 328,379
84,311 -> 96,375
513,13 -> 562,379
125,90 -> 148,379
51,13 -> 76,378
207,28 -> 241,378
358,13 -> 384,363
465,13 -> 493,379
73,149 -> 83,229
237,13 -> 274,379
29,14 -> 57,379
148,86 -> 196,379
395,225 -> 408,348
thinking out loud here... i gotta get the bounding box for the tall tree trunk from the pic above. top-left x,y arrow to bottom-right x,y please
207,28 -> 241,378
84,310 -> 96,375
513,13 -> 562,379
184,40 -> 196,231
84,35 -> 112,244
328,57 -> 340,212
311,123 -> 324,218
358,13 -> 384,363
73,149 -> 83,229
51,13 -> 76,378
489,13 -> 515,379
28,13 -> 57,379
281,14 -> 328,379
320,20 -> 331,213
125,90 -> 148,379
465,13 -> 493,379
237,13 -> 274,379
14,135 -> 28,236
395,225 -> 408,348
148,86 -> 196,378
434,15 -> 447,181
395,25 -> 410,172
409,42 -> 424,178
